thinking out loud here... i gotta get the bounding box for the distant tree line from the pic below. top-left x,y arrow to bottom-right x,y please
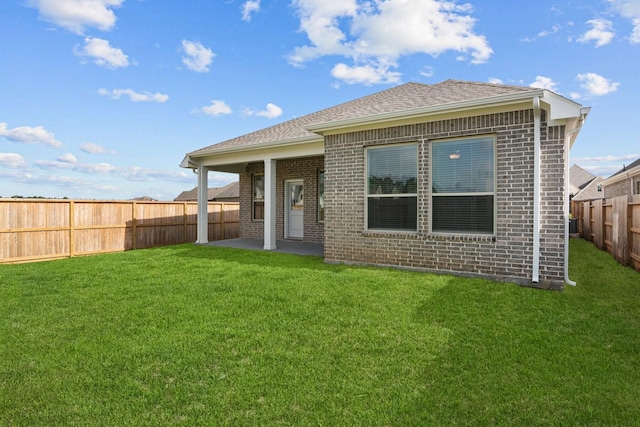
1,195 -> 69,199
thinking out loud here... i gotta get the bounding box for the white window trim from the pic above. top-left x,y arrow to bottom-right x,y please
429,135 -> 497,236
318,170 -> 325,223
252,174 -> 264,221
364,142 -> 419,233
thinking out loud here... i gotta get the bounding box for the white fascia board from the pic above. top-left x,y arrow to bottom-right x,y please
540,91 -> 587,122
601,164 -> 640,186
306,90 -> 547,134
181,135 -> 323,169
186,139 -> 325,170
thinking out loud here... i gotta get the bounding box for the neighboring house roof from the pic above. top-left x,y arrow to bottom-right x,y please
605,159 -> 640,185
174,181 -> 239,201
181,79 -> 589,171
572,176 -> 604,201
131,196 -> 157,201
570,164 -> 596,196
606,157 -> 640,179
601,157 -> 640,187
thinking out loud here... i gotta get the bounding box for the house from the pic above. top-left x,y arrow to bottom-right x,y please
570,164 -> 603,204
569,164 -> 596,198
174,181 -> 239,202
571,176 -> 604,202
181,80 -> 590,289
601,158 -> 640,198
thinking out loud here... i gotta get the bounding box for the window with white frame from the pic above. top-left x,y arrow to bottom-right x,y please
431,136 -> 495,234
366,143 -> 418,231
318,170 -> 325,222
253,174 -> 264,220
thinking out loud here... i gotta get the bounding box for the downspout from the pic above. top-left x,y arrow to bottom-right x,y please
532,97 -> 541,283
563,114 -> 587,286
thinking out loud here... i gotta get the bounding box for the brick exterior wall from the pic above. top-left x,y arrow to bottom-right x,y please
239,156 -> 324,243
604,173 -> 640,198
324,109 -> 567,288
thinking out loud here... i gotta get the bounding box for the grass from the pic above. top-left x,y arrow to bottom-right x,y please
1,239 -> 639,426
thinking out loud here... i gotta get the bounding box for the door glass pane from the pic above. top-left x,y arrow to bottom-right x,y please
290,184 -> 303,210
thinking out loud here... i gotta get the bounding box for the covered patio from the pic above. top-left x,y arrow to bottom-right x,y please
204,238 -> 324,257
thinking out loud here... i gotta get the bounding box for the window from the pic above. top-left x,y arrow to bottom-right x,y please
366,144 -> 418,231
635,178 -> 640,196
431,136 -> 495,234
253,174 -> 264,220
318,170 -> 325,222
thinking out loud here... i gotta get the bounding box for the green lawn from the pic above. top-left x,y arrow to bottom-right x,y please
1,239 -> 639,426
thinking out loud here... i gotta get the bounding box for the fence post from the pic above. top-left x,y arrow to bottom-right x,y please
220,203 -> 225,240
183,202 -> 188,244
132,202 -> 137,250
629,195 -> 634,268
69,200 -> 75,258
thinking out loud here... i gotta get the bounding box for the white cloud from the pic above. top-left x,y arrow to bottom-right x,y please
75,37 -> 129,69
632,18 -> 640,43
288,0 -> 492,84
197,100 -> 233,116
331,62 -> 401,85
57,153 -> 77,163
0,153 -> 28,169
419,66 -> 435,78
488,77 -> 504,84
80,142 -> 115,154
244,103 -> 284,118
98,88 -> 169,103
576,72 -> 620,95
578,19 -> 615,47
609,0 -> 640,43
529,76 -> 559,92
32,157 -> 193,185
573,154 -> 640,163
28,0 -> 123,34
181,40 -> 215,73
0,122 -> 63,148
242,0 -> 261,22
36,160 -> 118,174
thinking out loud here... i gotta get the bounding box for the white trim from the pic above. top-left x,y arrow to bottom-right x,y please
532,97 -> 541,283
264,159 -> 277,250
429,135 -> 497,237
308,91 -> 547,134
284,179 -> 304,239
365,142 -> 419,232
600,165 -> 640,186
196,165 -> 209,244
182,137 -> 323,169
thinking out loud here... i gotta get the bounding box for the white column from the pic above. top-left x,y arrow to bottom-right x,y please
264,159 -> 277,250
196,165 -> 209,244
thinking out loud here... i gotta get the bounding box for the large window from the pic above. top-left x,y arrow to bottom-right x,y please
431,136 -> 495,234
366,144 -> 418,231
253,174 -> 264,220
318,170 -> 325,222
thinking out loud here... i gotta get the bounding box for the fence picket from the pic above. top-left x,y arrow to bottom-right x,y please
0,199 -> 239,264
572,195 -> 640,273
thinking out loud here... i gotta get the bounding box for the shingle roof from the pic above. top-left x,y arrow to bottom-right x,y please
572,176 -> 604,201
570,164 -> 596,195
188,80 -> 540,156
607,157 -> 640,179
174,181 -> 239,201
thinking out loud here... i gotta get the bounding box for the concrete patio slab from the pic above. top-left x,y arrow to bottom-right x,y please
204,238 -> 324,257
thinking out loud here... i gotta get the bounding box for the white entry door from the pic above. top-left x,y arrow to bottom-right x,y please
286,180 -> 304,239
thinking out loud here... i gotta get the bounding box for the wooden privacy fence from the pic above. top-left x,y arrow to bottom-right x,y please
572,195 -> 640,273
0,199 -> 239,264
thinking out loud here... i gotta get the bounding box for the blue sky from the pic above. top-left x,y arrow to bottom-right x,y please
1,0 -> 638,200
